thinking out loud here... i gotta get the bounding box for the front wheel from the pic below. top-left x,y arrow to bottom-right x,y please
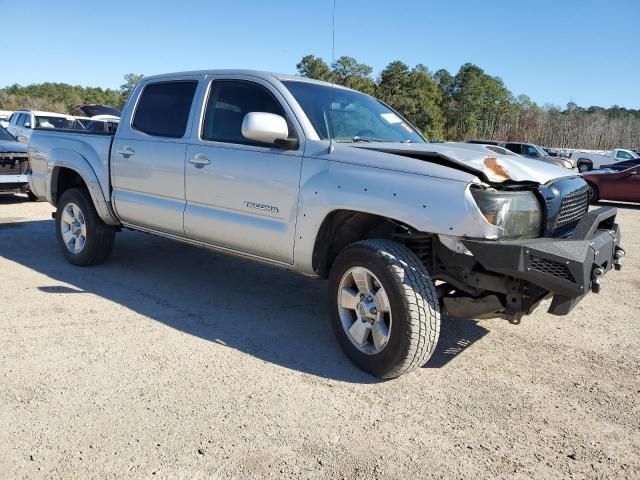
587,182 -> 599,204
55,188 -> 115,266
329,239 -> 440,379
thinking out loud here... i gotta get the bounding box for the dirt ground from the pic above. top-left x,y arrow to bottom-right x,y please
0,194 -> 638,480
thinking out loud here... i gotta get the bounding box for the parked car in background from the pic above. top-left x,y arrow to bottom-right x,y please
571,149 -> 639,172
582,165 -> 640,204
75,104 -> 121,120
0,127 -> 36,199
27,69 -> 624,378
501,142 -> 575,169
6,110 -> 80,143
75,117 -> 119,134
466,139 -> 574,169
74,104 -> 120,134
599,159 -> 640,171
0,110 -> 13,129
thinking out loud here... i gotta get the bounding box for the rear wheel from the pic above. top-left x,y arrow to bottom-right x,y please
55,188 -> 115,266
329,239 -> 440,379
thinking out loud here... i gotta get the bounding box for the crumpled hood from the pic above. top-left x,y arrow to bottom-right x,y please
0,140 -> 27,154
351,142 -> 578,185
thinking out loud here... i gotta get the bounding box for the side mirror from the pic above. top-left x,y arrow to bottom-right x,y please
241,112 -> 297,148
23,122 -> 31,129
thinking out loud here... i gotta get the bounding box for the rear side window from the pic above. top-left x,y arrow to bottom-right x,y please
132,81 -> 197,138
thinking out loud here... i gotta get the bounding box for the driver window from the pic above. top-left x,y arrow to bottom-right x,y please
202,81 -> 296,146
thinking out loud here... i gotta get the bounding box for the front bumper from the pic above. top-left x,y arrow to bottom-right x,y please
462,207 -> 623,315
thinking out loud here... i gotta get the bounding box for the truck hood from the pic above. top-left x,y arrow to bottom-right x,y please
0,140 -> 27,154
350,142 -> 578,185
76,104 -> 122,118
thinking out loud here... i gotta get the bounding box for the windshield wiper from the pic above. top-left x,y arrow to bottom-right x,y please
352,136 -> 385,143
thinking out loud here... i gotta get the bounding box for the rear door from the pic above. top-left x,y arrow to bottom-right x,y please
111,76 -> 202,235
183,76 -> 304,263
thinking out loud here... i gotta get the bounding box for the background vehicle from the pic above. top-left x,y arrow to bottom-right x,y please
571,149 -> 639,172
0,126 -> 35,199
75,104 -> 121,120
583,165 -> 640,204
501,141 -> 574,169
599,159 -> 640,171
75,117 -> 119,134
7,110 -> 80,143
467,139 -> 574,169
27,70 -> 624,378
0,110 -> 13,129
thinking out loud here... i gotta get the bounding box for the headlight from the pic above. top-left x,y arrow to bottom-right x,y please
562,160 -> 573,169
471,189 -> 542,239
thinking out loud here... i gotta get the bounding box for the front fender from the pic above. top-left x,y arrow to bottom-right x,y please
292,157 -> 500,274
48,149 -> 119,225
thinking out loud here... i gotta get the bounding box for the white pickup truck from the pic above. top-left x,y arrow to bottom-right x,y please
572,149 -> 640,172
27,70 -> 625,378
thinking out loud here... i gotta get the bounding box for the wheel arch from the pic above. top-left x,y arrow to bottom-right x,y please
577,158 -> 593,171
49,149 -> 119,226
311,209 -> 422,278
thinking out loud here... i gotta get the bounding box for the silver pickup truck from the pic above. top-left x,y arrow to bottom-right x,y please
27,70 -> 625,378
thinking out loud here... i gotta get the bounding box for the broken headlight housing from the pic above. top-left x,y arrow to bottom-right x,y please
471,189 -> 542,239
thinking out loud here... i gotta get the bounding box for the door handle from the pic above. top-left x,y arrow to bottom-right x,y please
188,154 -> 211,167
117,146 -> 136,157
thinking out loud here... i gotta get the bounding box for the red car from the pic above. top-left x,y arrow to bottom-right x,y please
582,165 -> 640,204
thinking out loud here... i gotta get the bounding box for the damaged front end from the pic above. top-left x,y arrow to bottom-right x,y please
405,177 -> 624,323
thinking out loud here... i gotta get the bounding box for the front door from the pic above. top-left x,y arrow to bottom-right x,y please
609,168 -> 640,202
184,77 -> 304,263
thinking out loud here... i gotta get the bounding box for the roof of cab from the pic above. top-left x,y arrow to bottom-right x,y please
140,69 -> 353,90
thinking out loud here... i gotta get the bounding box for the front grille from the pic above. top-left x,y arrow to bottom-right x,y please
552,187 -> 589,238
0,154 -> 28,176
529,256 -> 575,282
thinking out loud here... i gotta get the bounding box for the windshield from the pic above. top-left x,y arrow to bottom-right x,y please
0,127 -> 16,141
282,80 -> 425,143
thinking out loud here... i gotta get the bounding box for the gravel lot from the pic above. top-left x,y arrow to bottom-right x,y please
1,194 -> 638,479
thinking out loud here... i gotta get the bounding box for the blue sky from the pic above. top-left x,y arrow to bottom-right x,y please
1,0 -> 638,108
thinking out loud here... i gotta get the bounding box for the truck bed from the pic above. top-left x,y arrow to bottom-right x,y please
28,128 -> 114,202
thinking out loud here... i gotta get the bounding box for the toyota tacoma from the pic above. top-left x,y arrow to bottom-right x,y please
27,70 -> 625,378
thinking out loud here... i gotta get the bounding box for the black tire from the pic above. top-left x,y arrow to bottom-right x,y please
329,239 -> 440,379
55,188 -> 115,266
587,182 -> 599,204
577,160 -> 592,173
27,191 -> 40,202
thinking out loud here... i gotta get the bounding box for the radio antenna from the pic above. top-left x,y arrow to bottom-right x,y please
328,0 -> 337,153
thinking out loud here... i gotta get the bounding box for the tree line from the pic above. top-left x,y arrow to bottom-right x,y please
297,55 -> 640,150
1,60 -> 638,150
0,74 -> 143,117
